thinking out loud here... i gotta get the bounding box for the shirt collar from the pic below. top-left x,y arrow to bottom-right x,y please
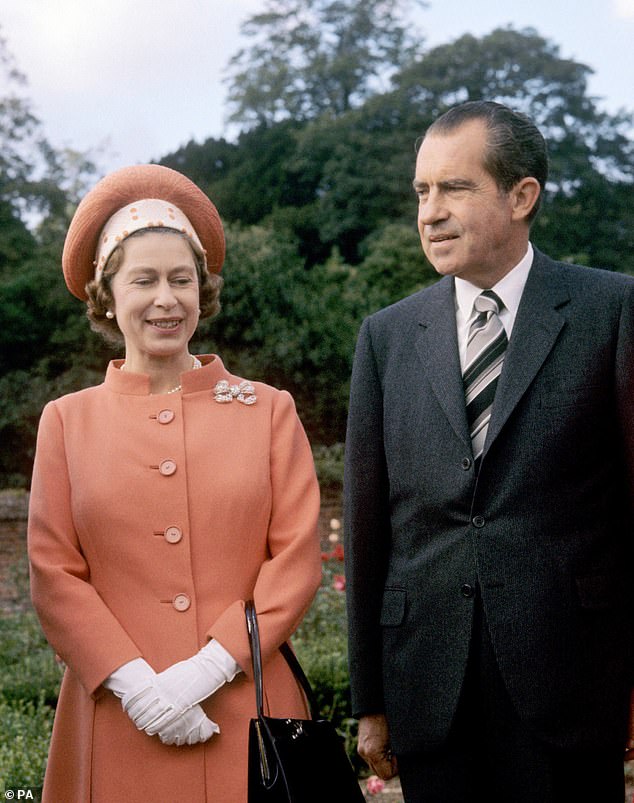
455,243 -> 534,320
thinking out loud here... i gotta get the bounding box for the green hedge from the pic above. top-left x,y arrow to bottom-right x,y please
0,612 -> 62,707
312,442 -> 345,491
0,695 -> 52,795
0,612 -> 60,793
294,551 -> 363,773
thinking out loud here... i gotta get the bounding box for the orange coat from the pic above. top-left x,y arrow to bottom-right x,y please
28,355 -> 322,803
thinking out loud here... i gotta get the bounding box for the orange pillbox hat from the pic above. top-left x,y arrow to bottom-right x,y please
62,164 -> 225,300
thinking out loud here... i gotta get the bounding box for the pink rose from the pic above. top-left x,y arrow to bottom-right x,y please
366,775 -> 385,795
332,574 -> 346,591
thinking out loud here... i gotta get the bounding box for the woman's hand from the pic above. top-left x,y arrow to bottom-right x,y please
127,640 -> 240,735
104,657 -> 219,746
156,706 -> 220,746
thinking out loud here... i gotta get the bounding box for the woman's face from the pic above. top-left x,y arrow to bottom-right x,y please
109,231 -> 200,364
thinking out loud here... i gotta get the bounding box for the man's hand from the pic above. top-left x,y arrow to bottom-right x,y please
625,688 -> 634,761
357,714 -> 398,780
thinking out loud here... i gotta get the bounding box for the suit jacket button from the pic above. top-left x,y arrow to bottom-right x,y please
472,515 -> 485,528
158,409 -> 175,425
173,594 -> 191,612
159,459 -> 177,476
461,584 -> 475,598
164,526 -> 182,544
461,457 -> 472,470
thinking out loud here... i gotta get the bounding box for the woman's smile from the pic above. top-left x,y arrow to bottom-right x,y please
146,317 -> 183,331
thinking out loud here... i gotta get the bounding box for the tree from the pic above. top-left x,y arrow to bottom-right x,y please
224,0 -> 427,128
0,29 -> 40,274
0,27 -> 98,270
356,223 -> 436,309
171,27 -> 634,269
393,26 -> 634,194
190,223 -> 390,440
0,29 -> 41,203
0,29 -> 102,485
289,26 -> 634,268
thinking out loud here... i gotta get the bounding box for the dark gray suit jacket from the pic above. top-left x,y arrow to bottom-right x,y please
344,249 -> 634,754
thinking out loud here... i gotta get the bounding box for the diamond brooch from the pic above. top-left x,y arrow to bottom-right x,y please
213,380 -> 257,405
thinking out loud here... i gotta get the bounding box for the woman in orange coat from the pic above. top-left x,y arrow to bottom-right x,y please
27,165 -> 322,802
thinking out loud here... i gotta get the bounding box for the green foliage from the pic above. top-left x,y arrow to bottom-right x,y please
186,26 -> 634,272
0,244 -> 112,486
0,358 -> 106,487
225,0 -> 427,128
0,612 -> 62,707
288,111 -> 414,261
194,224 -> 373,439
357,223 -> 437,308
0,696 -> 52,794
162,122 -> 313,228
0,612 -> 60,794
312,442 -> 345,490
391,26 -> 634,271
2,23 -> 634,485
0,202 -> 36,277
294,551 -> 363,770
0,29 -> 97,225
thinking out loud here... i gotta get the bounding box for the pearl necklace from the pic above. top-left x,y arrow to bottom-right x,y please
121,355 -> 202,394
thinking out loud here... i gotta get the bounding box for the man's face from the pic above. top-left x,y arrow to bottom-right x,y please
414,119 -> 524,288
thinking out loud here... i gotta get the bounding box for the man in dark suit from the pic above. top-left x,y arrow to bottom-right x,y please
343,100 -> 634,802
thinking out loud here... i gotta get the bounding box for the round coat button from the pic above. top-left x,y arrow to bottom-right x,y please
472,515 -> 485,528
173,594 -> 191,612
461,457 -> 472,470
158,409 -> 175,425
159,459 -> 177,476
461,584 -> 475,598
164,526 -> 182,544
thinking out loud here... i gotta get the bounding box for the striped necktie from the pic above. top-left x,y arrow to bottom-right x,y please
463,290 -> 508,464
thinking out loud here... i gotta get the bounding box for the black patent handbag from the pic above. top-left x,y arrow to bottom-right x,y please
245,600 -> 365,803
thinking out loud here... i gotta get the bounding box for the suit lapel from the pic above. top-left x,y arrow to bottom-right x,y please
484,251 -> 570,454
414,278 -> 471,447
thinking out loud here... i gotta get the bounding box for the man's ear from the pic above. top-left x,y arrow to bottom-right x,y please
511,177 -> 541,222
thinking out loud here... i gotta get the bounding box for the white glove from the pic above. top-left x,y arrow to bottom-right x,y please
104,657 -> 155,700
157,704 -> 220,746
104,657 -> 219,745
127,640 -> 241,735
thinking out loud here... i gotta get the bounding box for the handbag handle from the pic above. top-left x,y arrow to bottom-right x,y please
245,600 -> 320,720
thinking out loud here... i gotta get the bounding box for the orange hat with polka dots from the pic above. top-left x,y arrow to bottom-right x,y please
62,164 -> 225,300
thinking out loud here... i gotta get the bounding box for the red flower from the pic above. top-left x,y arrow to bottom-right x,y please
332,543 -> 345,561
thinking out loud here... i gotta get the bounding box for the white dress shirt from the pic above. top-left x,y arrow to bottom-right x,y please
454,243 -> 534,371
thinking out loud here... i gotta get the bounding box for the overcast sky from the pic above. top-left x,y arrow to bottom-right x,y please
2,0 -> 634,176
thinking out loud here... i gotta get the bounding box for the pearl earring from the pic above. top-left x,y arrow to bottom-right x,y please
106,310 -> 115,319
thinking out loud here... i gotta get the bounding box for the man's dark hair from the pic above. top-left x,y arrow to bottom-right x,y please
426,100 -> 548,223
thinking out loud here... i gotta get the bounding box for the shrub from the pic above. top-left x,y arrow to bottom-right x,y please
0,612 -> 60,793
0,695 -> 52,794
312,442 -> 345,491
293,548 -> 363,772
0,612 -> 62,707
